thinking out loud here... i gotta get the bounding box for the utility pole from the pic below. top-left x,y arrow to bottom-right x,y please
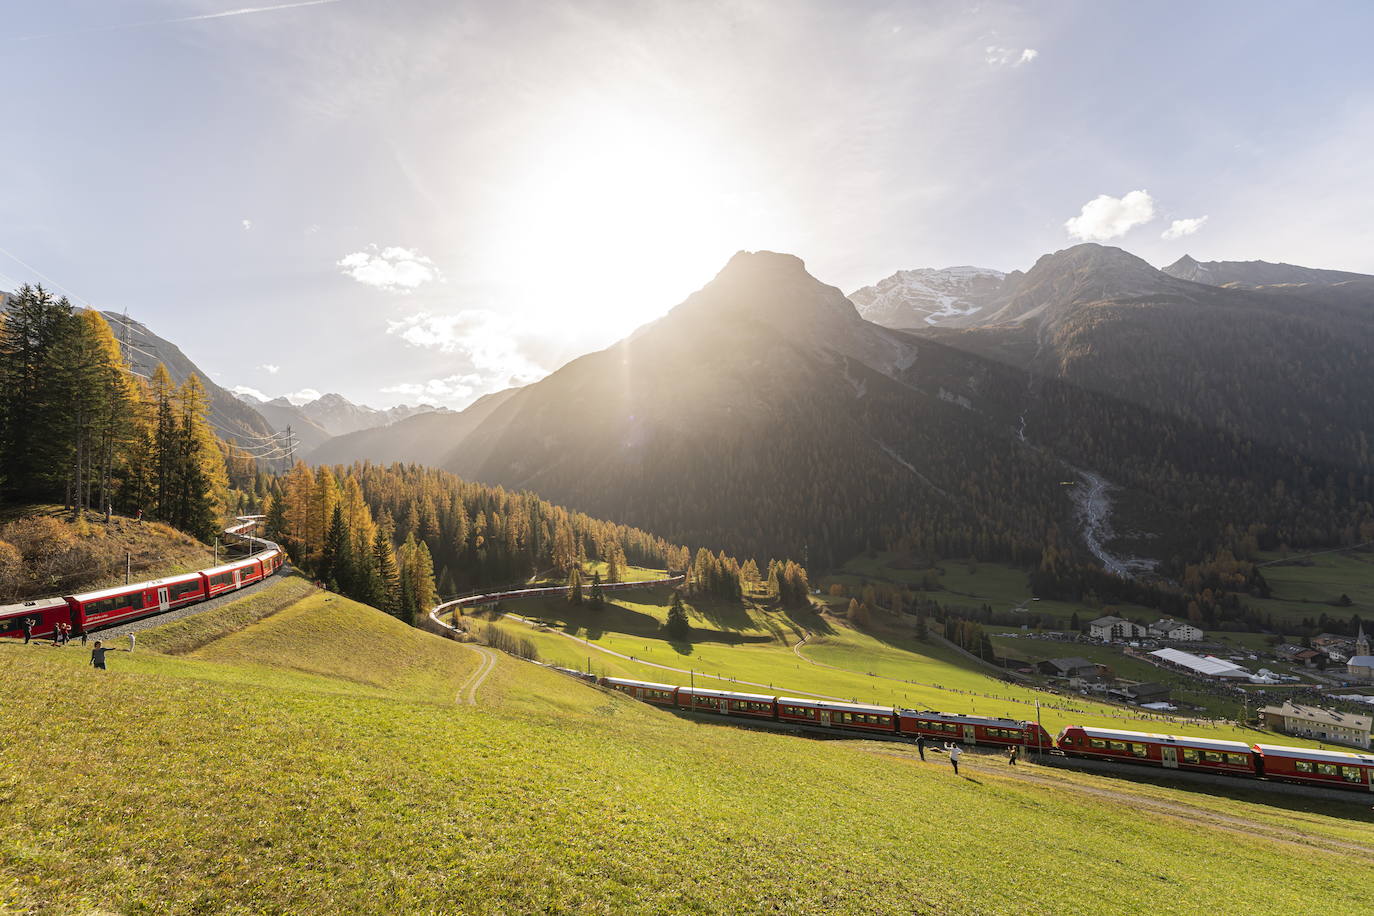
213,537 -> 219,565
126,552 -> 131,585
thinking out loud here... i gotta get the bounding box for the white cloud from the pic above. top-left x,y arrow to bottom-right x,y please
258,363 -> 280,374
284,388 -> 322,406
1064,189 -> 1156,241
382,374 -> 487,407
986,46 -> 1038,66
1162,215 -> 1209,240
336,245 -> 442,293
231,385 -> 268,402
241,219 -> 252,230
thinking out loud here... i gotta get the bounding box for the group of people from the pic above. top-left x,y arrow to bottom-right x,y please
14,617 -> 127,669
912,734 -> 1020,775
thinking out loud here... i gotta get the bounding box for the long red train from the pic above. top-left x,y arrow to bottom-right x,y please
0,517 -> 284,641
599,676 -> 1374,794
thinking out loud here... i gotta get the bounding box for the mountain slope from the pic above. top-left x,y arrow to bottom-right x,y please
441,251 -> 1069,566
308,387 -> 517,466
100,311 -> 277,446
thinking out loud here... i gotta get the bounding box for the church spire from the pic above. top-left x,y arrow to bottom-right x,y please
1357,623 -> 1370,657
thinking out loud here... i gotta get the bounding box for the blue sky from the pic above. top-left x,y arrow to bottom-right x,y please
3,1 -> 1372,408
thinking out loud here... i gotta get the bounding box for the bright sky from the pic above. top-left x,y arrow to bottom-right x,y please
3,1 -> 1373,409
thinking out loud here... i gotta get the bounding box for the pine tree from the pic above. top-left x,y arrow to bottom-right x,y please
370,528 -> 401,618
566,565 -> 584,605
590,570 -> 604,608
321,504 -> 350,591
666,592 -> 690,640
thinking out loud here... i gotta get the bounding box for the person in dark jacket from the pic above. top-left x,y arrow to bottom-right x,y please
915,734 -> 927,761
21,617 -> 33,644
1007,744 -> 1020,766
90,640 -> 111,670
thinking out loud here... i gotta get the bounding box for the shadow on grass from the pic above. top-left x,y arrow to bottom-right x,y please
785,604 -> 835,636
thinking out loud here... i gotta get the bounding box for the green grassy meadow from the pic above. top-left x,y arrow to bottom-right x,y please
483,583 -> 1322,747
3,577 -> 1372,914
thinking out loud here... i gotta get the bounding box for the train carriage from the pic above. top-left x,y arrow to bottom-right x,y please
1255,744 -> 1374,792
600,677 -> 680,707
676,687 -> 777,719
200,556 -> 261,598
899,710 -> 1053,750
1058,726 -> 1258,776
776,697 -> 898,734
68,570 -> 205,632
0,599 -> 72,640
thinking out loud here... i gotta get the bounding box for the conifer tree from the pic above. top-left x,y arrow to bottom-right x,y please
666,592 -> 690,640
320,504 -> 350,591
370,527 -> 401,618
590,570 -> 604,608
566,565 -> 584,605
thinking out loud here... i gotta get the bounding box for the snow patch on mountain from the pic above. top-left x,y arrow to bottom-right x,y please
849,266 -> 1006,329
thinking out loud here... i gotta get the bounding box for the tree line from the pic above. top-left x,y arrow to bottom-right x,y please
0,286 -> 230,539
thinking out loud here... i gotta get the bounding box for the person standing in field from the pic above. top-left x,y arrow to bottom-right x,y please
90,640 -> 111,670
946,742 -> 962,775
128,633 -> 136,653
915,734 -> 927,761
21,617 -> 33,644
1007,745 -> 1020,766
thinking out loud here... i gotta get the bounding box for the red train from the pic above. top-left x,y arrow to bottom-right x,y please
0,518 -> 284,640
599,677 -> 1055,750
601,677 -> 1374,794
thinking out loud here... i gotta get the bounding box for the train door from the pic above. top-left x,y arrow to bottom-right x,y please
819,710 -> 832,727
1161,747 -> 1178,769
234,569 -> 242,588
962,724 -> 976,744
157,588 -> 169,613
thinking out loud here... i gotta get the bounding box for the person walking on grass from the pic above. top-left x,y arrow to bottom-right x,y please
21,617 -> 33,644
945,742 -> 963,775
1007,744 -> 1020,766
915,734 -> 927,761
90,640 -> 111,670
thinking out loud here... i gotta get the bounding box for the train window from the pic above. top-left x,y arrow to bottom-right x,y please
1132,744 -> 1148,758
1203,751 -> 1222,763
1226,754 -> 1249,766
1294,760 -> 1313,773
170,581 -> 201,599
1109,741 -> 1128,751
1342,767 -> 1363,783
1182,749 -> 1199,763
1090,739 -> 1106,749
1317,764 -> 1338,776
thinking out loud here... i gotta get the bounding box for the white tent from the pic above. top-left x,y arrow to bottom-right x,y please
1149,647 -> 1251,679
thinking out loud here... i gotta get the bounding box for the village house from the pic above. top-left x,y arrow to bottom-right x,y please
1088,616 -> 1146,642
1147,618 -> 1203,641
1036,657 -> 1101,679
1259,701 -> 1373,750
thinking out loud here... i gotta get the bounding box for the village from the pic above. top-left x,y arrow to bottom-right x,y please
995,616 -> 1374,751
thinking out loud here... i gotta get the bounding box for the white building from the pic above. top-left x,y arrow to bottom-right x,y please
1089,616 -> 1146,642
1260,701 -> 1372,750
1147,618 -> 1203,641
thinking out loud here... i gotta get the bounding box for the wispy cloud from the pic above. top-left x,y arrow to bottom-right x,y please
258,363 -> 280,374
986,46 -> 1038,67
285,388 -> 322,406
1065,190 -> 1156,241
385,310 -> 546,406
14,0 -> 344,42
337,245 -> 442,293
1162,216 -> 1208,240
242,218 -> 253,230
382,374 -> 487,407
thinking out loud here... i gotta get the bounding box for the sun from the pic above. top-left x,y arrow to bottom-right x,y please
484,106 -> 774,338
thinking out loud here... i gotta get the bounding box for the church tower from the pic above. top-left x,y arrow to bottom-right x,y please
1357,623 -> 1370,658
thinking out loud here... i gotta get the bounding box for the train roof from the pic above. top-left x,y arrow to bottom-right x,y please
201,556 -> 263,577
777,697 -> 895,715
1069,726 -> 1253,754
899,709 -> 1033,728
0,598 -> 68,617
67,570 -> 205,603
601,677 -> 679,691
679,687 -> 776,702
1254,744 -> 1374,765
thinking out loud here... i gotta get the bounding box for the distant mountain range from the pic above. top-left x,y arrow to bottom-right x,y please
233,390 -> 444,454
308,244 -> 1374,574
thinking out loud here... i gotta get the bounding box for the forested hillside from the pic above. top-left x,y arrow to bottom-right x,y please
261,461 -> 808,624
0,286 -> 243,539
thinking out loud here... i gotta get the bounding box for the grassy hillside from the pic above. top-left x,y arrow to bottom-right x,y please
2,582 -> 1371,913
480,583 -> 1323,748
0,506 -> 223,602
